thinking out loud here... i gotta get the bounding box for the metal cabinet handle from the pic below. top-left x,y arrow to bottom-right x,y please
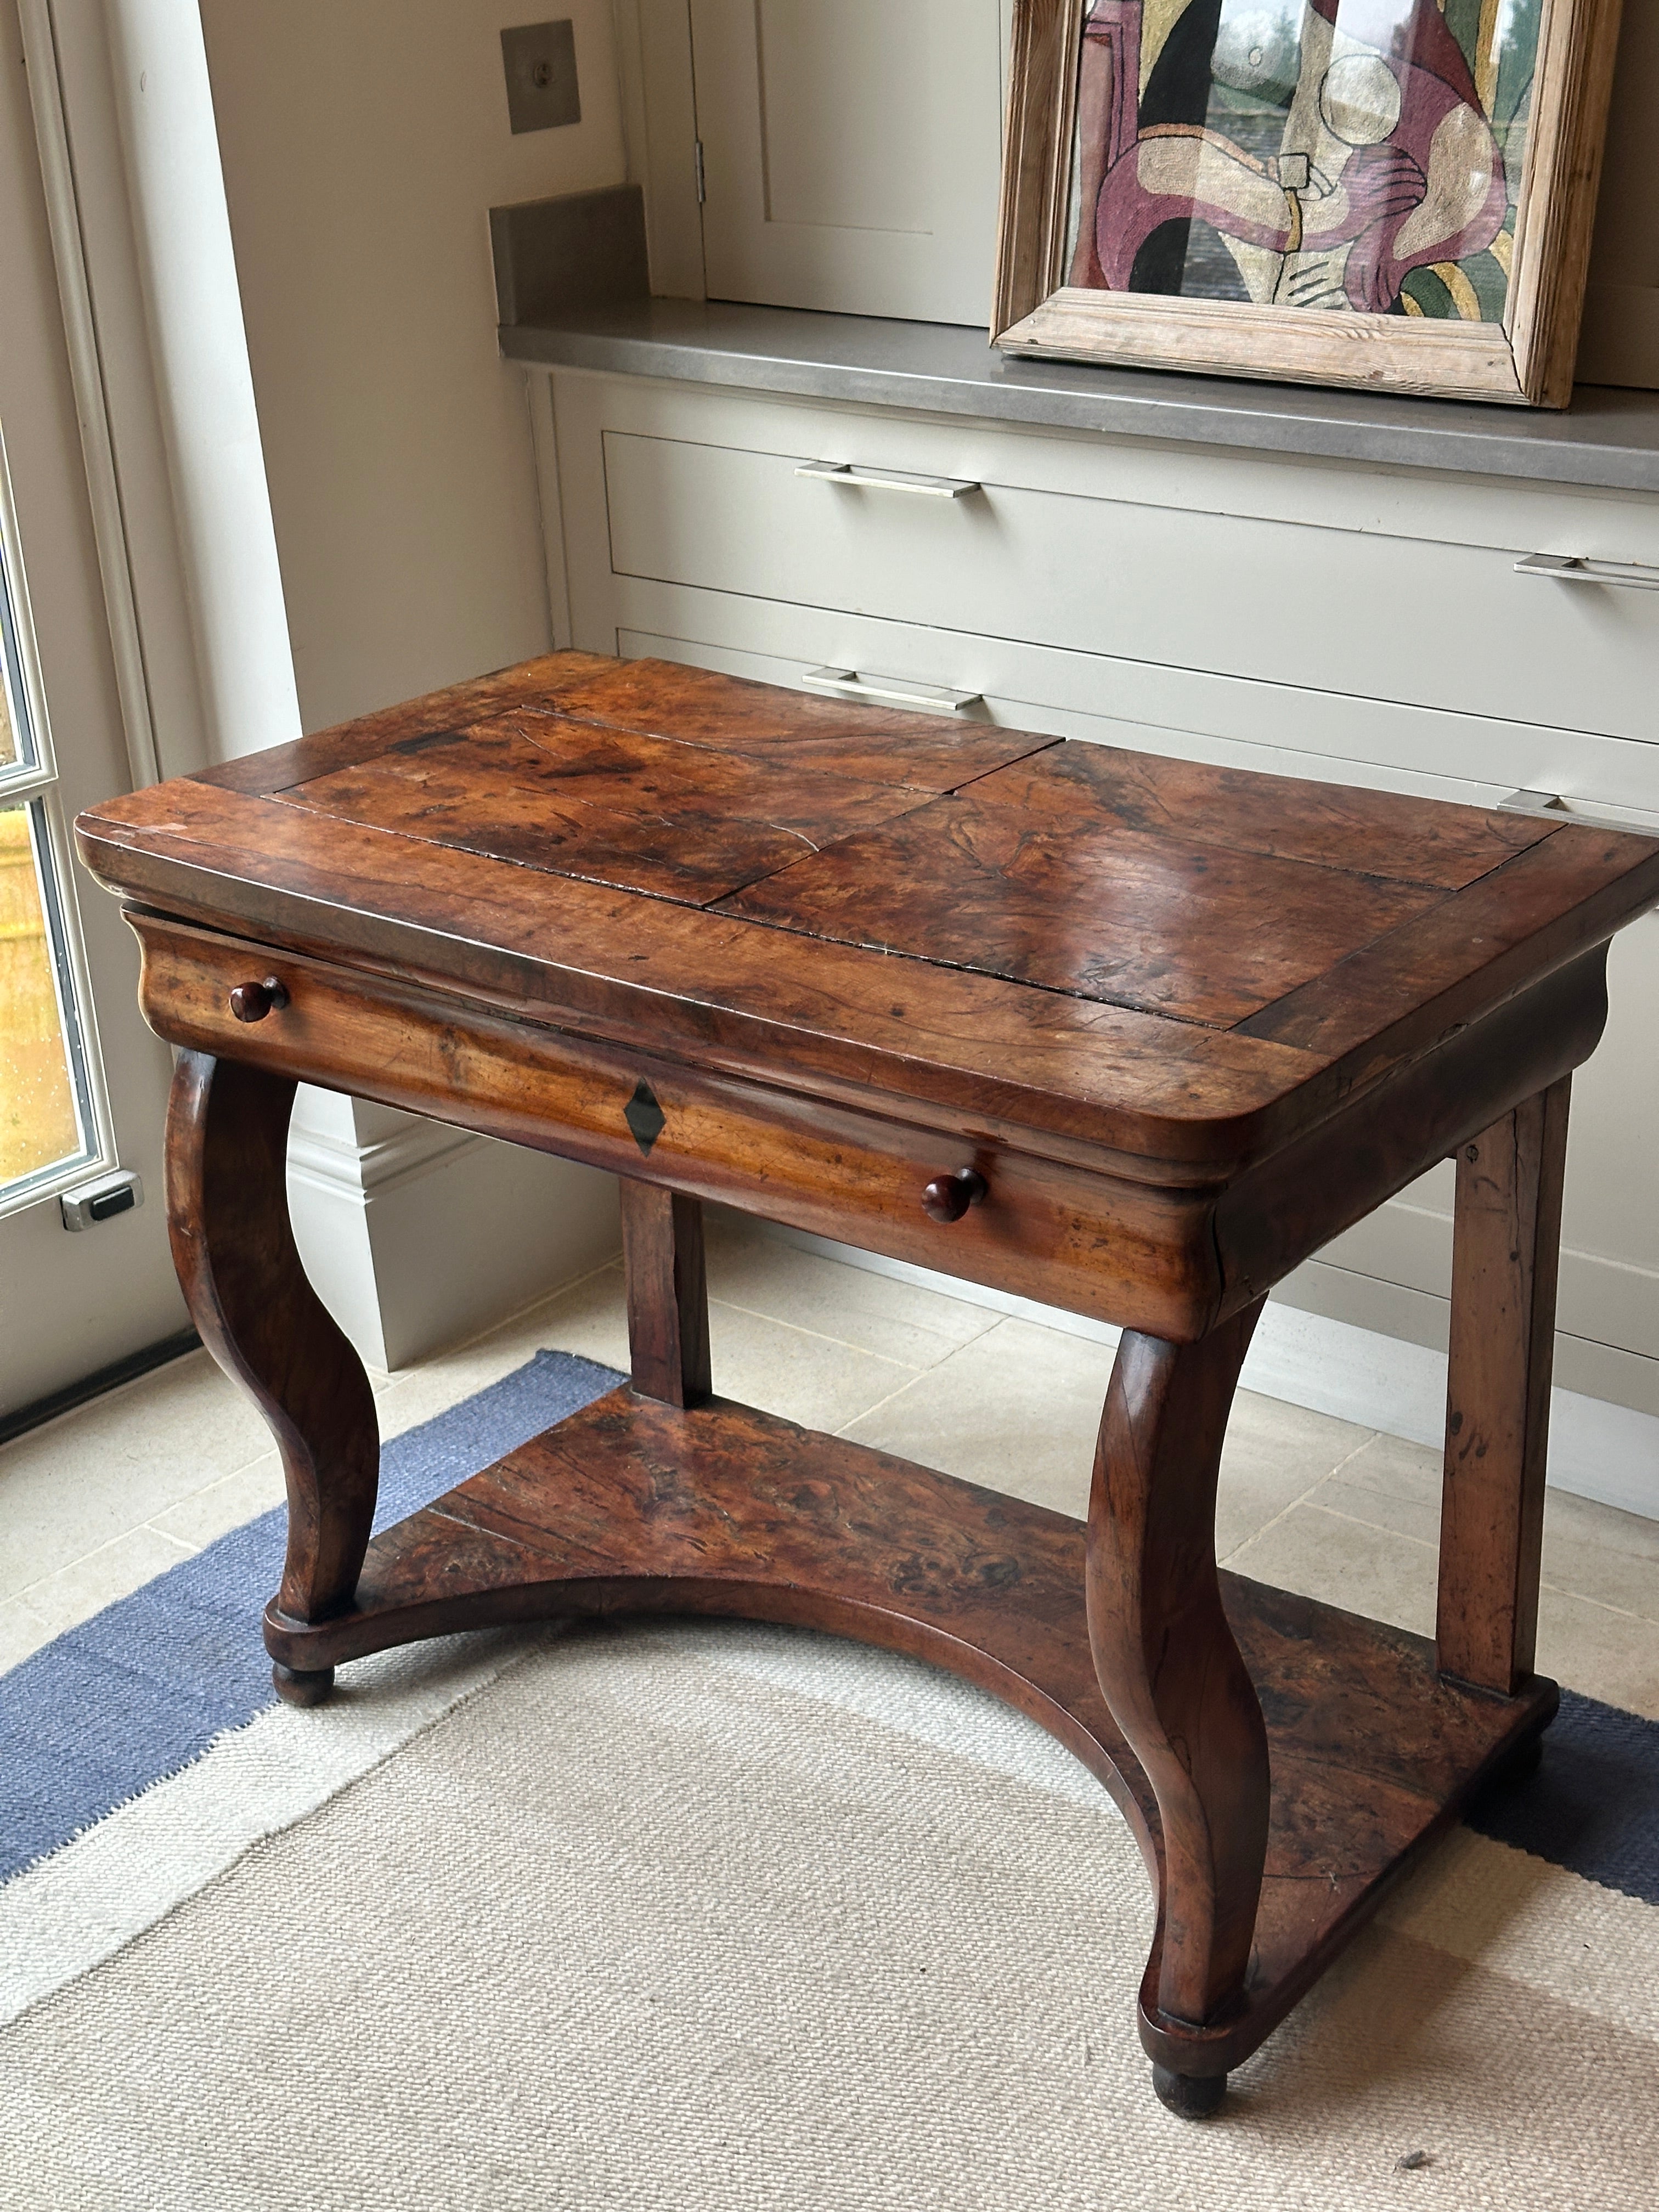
922,1168 -> 986,1224
803,667 -> 984,715
796,460 -> 980,500
229,977 -> 289,1023
1514,551 -> 1659,592
1498,789 -> 1659,839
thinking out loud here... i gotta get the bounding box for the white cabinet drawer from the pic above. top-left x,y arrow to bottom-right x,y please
599,570 -> 1659,821
601,425 -> 1659,748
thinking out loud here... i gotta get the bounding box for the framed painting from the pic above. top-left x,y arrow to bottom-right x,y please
992,0 -> 1626,404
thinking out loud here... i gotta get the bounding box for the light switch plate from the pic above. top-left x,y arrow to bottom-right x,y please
501,20 -> 580,134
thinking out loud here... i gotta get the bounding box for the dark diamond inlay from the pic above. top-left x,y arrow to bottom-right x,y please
624,1081 -> 666,1156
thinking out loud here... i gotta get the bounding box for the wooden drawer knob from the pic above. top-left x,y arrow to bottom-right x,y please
922,1167 -> 986,1224
228,977 -> 289,1024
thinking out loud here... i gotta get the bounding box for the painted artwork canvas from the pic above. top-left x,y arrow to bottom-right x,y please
993,0 -> 1621,403
1068,0 -> 1537,323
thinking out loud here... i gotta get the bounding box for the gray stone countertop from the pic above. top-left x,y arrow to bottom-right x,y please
500,297 -> 1659,495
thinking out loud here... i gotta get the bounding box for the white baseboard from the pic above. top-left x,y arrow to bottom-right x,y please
763,1223 -> 1659,1525
286,1087 -> 619,1372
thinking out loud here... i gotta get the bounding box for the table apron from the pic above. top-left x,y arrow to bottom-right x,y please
1213,947 -> 1612,1317
129,912 -> 1229,1339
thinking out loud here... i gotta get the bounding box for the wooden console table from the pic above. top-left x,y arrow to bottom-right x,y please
76,653 -> 1659,2115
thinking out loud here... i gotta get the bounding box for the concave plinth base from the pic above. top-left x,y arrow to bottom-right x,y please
265,1387 -> 1555,2076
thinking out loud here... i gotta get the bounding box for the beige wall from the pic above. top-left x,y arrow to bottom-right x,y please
198,0 -> 625,733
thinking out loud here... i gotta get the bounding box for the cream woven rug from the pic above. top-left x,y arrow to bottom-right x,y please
2,1618 -> 1655,2209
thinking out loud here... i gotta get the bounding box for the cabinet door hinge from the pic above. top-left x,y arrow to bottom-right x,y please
693,138 -> 707,205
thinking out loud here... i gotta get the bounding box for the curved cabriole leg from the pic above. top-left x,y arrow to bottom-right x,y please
165,1052 -> 380,1705
1086,1299 -> 1271,2112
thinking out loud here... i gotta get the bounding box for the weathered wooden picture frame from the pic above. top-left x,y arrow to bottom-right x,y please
993,0 -> 1626,405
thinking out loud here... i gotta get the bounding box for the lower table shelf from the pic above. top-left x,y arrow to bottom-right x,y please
264,1387 -> 1555,2076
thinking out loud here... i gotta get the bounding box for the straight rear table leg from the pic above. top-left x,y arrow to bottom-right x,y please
620,1178 -> 711,1407
166,1052 -> 380,1706
1086,1297 -> 1270,2118
1437,1078 -> 1571,1700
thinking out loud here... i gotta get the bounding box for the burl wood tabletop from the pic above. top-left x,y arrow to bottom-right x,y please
75,652 -> 1659,1167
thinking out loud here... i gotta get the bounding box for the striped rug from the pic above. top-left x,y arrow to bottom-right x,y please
1,1353 -> 1655,2205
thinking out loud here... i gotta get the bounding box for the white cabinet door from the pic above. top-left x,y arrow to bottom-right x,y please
690,0 -> 1007,325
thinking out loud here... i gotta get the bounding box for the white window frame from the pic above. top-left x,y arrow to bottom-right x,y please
0,416 -> 117,1216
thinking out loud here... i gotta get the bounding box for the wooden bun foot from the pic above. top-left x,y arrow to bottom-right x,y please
1492,1731 -> 1546,1786
1152,2065 -> 1226,2119
272,1662 -> 335,1707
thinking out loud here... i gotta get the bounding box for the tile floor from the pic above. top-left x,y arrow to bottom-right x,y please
4,1211 -> 1657,1718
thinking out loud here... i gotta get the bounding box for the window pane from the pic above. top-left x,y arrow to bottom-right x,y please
0,800 -> 89,1189
0,543 -> 29,775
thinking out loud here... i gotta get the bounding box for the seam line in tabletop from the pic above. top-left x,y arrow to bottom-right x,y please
390,704 -> 1065,804
1233,821 -> 1656,1048
261,714 -> 1049,808
259,780 -> 943,915
87,812 -> 1311,1066
710,792 -> 1486,904
271,706 -> 1562,904
505,691 -> 1545,895
701,808 -> 1476,1028
519,708 -> 1066,799
255,787 -> 1081,968
77,804 -> 1350,1158
202,741 -> 1553,1026
184,652 -> 624,796
81,797 -> 1323,1062
171,784 -> 1296,1034
276,666 -> 1562,899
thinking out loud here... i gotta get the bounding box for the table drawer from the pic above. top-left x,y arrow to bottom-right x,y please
601,424 -> 1659,748
131,915 -> 1224,1340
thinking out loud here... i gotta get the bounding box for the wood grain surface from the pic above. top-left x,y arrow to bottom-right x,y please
1211,952 -> 1607,1318
74,653 -> 1659,1180
277,708 -> 934,905
91,778 -> 1322,1170
719,793 -> 1442,1024
128,912 -> 1230,1338
970,740 -> 1555,889
620,1179 -> 712,1408
261,1385 -> 1557,2076
1437,1081 -> 1572,1694
487,655 -> 1056,791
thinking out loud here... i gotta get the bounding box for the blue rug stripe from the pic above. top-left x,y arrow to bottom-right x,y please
1466,1686 -> 1659,1907
4,1352 -> 1658,1905
0,1351 -> 622,1884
